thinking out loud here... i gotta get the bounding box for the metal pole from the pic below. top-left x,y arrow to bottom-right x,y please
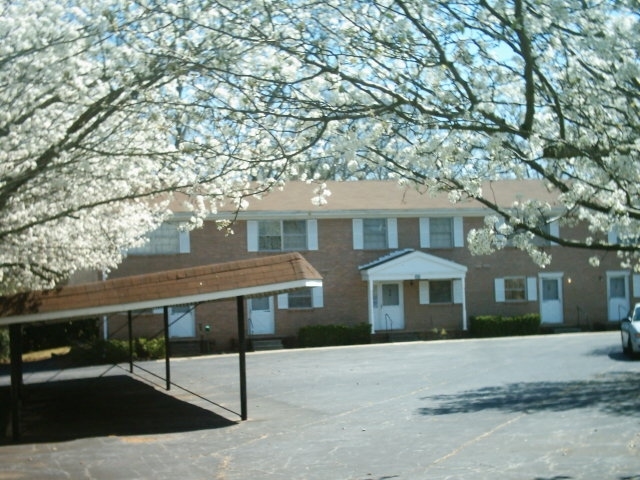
163,306 -> 171,391
237,296 -> 248,421
9,323 -> 23,441
128,311 -> 134,373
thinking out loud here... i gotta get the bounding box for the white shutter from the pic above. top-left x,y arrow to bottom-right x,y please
247,220 -> 259,252
527,277 -> 538,301
277,293 -> 289,309
453,217 -> 464,247
387,218 -> 398,249
495,278 -> 505,302
453,279 -> 463,304
549,221 -> 559,245
419,281 -> 430,304
419,218 -> 430,248
178,230 -> 190,253
312,286 -> 324,308
608,228 -> 618,245
307,219 -> 318,250
352,219 -> 363,250
633,274 -> 640,298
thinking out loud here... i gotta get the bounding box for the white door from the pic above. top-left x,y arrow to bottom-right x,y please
607,273 -> 630,321
375,283 -> 404,331
169,306 -> 195,338
249,296 -> 275,335
539,275 -> 563,324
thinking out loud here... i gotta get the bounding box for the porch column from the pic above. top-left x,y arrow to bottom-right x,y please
367,279 -> 375,334
163,306 -> 171,391
461,276 -> 468,331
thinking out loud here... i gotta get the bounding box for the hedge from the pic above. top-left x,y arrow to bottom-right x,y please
298,323 -> 371,348
68,337 -> 165,365
470,314 -> 541,338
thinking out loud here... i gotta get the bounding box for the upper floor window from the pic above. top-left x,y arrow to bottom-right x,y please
353,218 -> 398,250
420,217 -> 464,248
247,219 -> 318,252
128,223 -> 190,255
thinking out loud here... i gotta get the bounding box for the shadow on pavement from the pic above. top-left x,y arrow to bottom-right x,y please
0,375 -> 236,444
418,371 -> 640,417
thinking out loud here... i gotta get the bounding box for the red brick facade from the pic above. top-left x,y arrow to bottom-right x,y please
105,181 -> 638,350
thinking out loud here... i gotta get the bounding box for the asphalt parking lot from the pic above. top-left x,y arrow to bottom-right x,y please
1,331 -> 639,479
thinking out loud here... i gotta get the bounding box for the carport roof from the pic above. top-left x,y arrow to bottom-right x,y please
0,252 -> 322,326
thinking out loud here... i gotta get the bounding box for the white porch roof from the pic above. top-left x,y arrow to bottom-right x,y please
359,249 -> 468,282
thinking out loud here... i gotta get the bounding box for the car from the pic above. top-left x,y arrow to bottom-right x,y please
621,303 -> 640,357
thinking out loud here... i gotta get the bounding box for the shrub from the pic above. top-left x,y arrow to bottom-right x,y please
470,314 -> 541,338
69,337 -> 165,365
298,323 -> 371,348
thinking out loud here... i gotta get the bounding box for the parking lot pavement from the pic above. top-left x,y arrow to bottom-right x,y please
1,331 -> 640,479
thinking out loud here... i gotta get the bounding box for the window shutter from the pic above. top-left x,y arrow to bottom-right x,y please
419,281 -> 430,304
495,278 -> 505,302
527,277 -> 538,301
387,218 -> 398,249
549,221 -> 559,246
247,220 -> 259,252
352,219 -> 363,250
453,279 -> 463,304
633,274 -> 640,298
419,218 -> 430,248
608,228 -> 618,245
277,293 -> 289,309
307,219 -> 318,250
312,286 -> 324,308
179,230 -> 190,253
453,217 -> 464,247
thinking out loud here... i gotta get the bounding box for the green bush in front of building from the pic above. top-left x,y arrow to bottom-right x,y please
470,314 -> 541,338
298,323 -> 371,348
69,337 -> 166,365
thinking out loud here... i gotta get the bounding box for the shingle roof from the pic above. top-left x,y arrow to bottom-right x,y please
0,253 -> 322,325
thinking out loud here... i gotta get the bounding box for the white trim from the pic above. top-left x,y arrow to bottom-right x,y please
453,279 -> 463,304
307,219 -> 318,250
178,230 -> 191,253
419,280 -> 430,304
353,219 -> 364,250
419,218 -> 430,248
277,293 -> 289,309
527,277 -> 538,301
312,286 -> 324,308
494,278 -> 505,302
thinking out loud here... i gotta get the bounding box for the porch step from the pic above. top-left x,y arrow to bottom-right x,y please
388,331 -> 421,343
251,339 -> 284,351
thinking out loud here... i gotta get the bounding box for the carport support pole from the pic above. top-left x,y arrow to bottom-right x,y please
163,306 -> 171,391
128,311 -> 134,373
237,295 -> 248,421
9,323 -> 23,441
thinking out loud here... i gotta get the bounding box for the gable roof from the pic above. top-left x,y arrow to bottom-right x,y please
0,253 -> 322,326
191,179 -> 560,219
359,249 -> 467,281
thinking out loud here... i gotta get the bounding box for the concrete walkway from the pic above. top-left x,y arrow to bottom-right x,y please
1,331 -> 639,479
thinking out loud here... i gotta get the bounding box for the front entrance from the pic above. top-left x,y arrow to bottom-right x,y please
539,274 -> 563,324
375,283 -> 405,331
249,296 -> 275,335
169,306 -> 196,338
607,272 -> 630,321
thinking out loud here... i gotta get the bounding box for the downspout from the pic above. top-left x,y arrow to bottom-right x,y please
461,276 -> 468,331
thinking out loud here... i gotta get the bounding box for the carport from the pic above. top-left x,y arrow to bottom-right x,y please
0,252 -> 322,441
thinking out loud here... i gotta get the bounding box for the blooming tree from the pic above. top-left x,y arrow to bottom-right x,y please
199,0 -> 639,269
2,0 -> 639,296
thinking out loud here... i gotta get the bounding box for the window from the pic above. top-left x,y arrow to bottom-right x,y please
128,223 -> 190,255
504,277 -> 526,301
419,217 -> 463,248
419,279 -> 463,304
248,219 -> 318,252
494,277 -> 537,302
352,218 -> 398,250
278,287 -> 324,309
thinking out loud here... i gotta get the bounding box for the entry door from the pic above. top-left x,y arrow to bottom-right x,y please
169,306 -> 195,338
608,273 -> 630,321
375,283 -> 404,331
249,296 -> 275,335
539,275 -> 563,324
